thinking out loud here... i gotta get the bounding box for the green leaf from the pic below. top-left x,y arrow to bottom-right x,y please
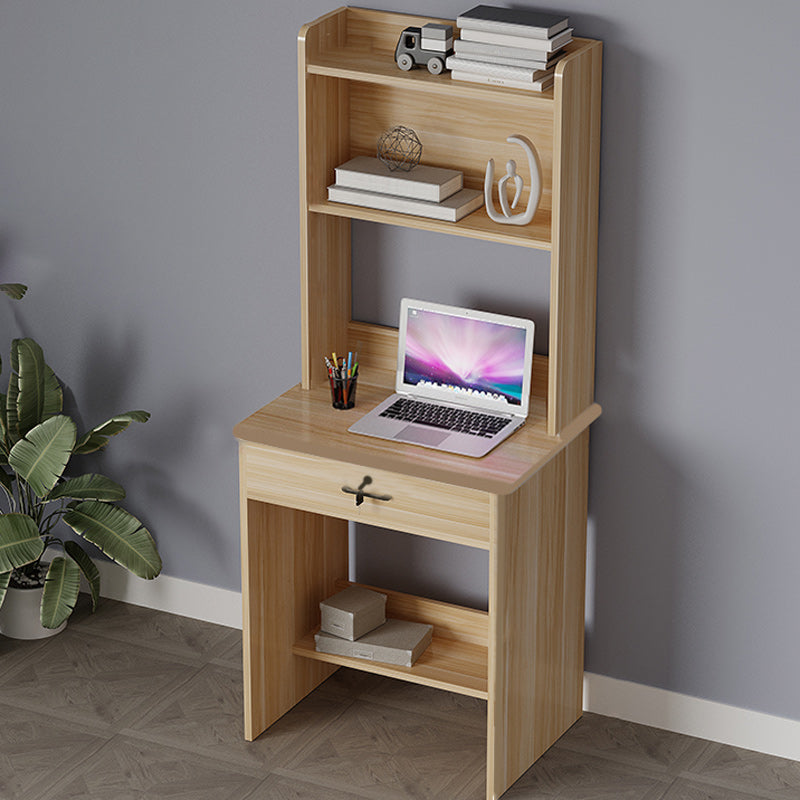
8,415 -> 76,497
65,540 -> 100,611
0,392 -> 7,443
10,339 -> 63,436
0,283 -> 27,300
74,410 -> 150,455
6,372 -> 20,442
0,570 -> 10,608
49,474 -> 125,502
40,556 -> 81,628
0,513 -> 44,572
63,501 -> 161,579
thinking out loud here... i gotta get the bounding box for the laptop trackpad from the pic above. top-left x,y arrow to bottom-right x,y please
396,425 -> 449,447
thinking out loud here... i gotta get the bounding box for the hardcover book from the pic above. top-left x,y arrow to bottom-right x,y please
334,156 -> 463,202
450,69 -> 555,92
315,619 -> 434,667
453,38 -> 557,69
446,56 -> 554,83
460,26 -> 573,53
456,4 -> 569,39
328,184 -> 483,222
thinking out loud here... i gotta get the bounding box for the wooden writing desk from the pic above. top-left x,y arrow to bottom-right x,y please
236,8 -> 601,797
235,376 -> 599,799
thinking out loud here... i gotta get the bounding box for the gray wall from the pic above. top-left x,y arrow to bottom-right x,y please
1,1 -> 798,723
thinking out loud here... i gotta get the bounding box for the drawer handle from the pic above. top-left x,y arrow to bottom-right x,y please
341,476 -> 392,507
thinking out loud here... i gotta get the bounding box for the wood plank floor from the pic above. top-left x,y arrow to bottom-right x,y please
1,596 -> 798,799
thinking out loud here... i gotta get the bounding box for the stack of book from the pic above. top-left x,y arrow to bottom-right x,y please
327,156 -> 483,222
447,4 -> 572,92
315,586 -> 433,668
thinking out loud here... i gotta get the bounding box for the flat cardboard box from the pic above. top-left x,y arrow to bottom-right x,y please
320,586 -> 386,641
315,619 -> 433,667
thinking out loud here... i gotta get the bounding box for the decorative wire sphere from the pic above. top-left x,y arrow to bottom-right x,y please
377,126 -> 422,172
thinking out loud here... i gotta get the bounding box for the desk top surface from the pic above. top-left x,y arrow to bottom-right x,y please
234,382 -> 600,495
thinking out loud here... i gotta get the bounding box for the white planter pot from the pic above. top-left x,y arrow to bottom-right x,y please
0,584 -> 66,640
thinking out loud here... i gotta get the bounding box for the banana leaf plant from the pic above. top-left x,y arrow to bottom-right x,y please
0,287 -> 161,628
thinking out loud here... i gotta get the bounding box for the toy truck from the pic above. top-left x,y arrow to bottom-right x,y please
394,23 -> 454,75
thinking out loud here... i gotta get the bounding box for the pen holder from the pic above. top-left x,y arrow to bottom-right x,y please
330,373 -> 357,409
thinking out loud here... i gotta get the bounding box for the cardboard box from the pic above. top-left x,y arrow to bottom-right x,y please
315,619 -> 433,667
320,586 -> 386,641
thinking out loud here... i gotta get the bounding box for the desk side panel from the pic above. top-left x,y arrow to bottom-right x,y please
487,433 -> 587,798
240,445 -> 348,740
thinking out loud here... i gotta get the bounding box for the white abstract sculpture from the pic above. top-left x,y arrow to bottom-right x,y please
484,134 -> 542,226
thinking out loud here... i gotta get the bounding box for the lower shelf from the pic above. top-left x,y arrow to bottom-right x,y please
293,629 -> 488,699
293,579 -> 490,699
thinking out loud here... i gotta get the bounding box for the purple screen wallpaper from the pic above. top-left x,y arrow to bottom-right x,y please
403,307 -> 528,405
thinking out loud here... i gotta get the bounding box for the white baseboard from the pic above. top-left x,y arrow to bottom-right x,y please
583,672 -> 800,763
95,564 -> 800,763
94,560 -> 242,629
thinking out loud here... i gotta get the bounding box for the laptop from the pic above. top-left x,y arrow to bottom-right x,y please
348,298 -> 535,457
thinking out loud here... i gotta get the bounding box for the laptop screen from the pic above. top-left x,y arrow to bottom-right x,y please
397,299 -> 535,415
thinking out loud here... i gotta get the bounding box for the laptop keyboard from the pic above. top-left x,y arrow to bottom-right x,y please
379,397 -> 512,438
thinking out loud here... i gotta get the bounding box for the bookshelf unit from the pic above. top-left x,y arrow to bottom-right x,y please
235,8 -> 602,799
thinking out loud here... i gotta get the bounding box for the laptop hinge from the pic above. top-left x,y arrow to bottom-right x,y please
406,394 -> 517,418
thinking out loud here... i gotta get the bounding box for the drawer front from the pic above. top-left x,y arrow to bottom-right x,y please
242,444 -> 491,549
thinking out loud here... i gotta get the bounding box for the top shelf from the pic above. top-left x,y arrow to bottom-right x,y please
306,46 -> 555,104
300,6 -> 595,104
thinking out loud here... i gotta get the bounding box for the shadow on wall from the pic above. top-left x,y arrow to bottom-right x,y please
586,421 -> 682,690
585,36 -> 686,689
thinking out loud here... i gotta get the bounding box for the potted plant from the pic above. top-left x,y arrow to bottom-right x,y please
0,283 -> 161,638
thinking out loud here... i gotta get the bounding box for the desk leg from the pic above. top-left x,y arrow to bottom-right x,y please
241,499 -> 348,741
487,432 -> 588,799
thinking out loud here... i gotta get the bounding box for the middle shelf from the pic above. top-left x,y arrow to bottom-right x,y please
310,199 -> 553,249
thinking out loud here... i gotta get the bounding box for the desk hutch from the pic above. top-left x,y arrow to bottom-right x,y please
234,8 -> 602,799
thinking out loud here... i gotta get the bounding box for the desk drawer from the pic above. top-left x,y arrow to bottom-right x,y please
241,444 -> 491,549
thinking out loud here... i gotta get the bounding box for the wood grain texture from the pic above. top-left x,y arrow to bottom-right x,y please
486,435 -> 589,799
548,41 -> 603,435
299,16 -> 351,389
233,382 -> 600,496
241,441 -> 492,549
294,630 -> 488,700
334,578 -> 489,647
240,446 -> 348,739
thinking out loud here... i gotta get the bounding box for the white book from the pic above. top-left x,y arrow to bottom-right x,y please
334,157 -> 463,202
456,5 -> 569,40
450,69 -> 555,93
315,619 -> 433,667
460,26 -> 573,53
328,184 -> 483,222
446,56 -> 554,83
453,42 -> 554,69
453,37 -> 557,65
